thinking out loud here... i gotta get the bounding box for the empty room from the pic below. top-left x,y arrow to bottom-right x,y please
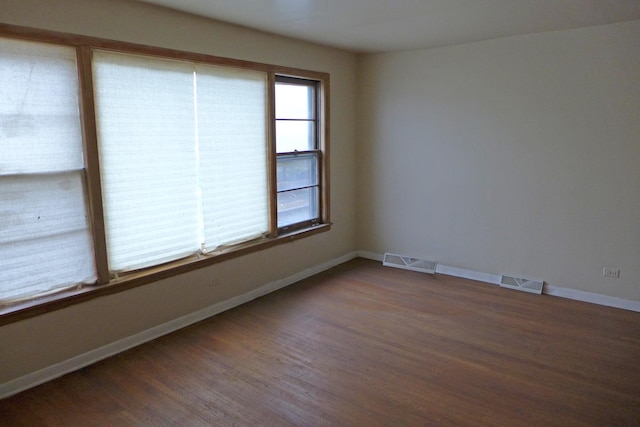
1,0 -> 639,425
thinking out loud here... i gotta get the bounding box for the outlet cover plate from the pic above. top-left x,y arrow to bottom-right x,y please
603,268 -> 620,278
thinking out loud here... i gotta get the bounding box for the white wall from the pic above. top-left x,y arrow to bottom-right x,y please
358,21 -> 640,301
0,0 -> 357,386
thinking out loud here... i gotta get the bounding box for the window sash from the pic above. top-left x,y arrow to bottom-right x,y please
276,152 -> 321,229
0,37 -> 97,302
275,76 -> 321,230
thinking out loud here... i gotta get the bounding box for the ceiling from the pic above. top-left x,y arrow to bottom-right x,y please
138,0 -> 640,53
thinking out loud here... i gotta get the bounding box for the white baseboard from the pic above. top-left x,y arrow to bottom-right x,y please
543,285 -> 640,312
356,250 -> 384,261
3,250 -> 637,398
358,251 -> 640,313
0,251 -> 359,399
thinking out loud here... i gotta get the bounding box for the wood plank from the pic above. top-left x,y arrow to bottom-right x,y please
1,258 -> 639,425
76,45 -> 109,284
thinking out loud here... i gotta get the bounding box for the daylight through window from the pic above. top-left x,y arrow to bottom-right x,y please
0,30 -> 329,309
275,76 -> 322,230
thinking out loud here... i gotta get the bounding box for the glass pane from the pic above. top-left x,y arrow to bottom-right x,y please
276,120 -> 314,153
277,155 -> 318,192
275,82 -> 314,119
93,51 -> 201,272
277,187 -> 319,227
196,64 -> 269,250
0,38 -> 83,175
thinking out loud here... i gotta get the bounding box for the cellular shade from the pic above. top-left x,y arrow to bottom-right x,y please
93,52 -> 270,270
93,51 -> 201,273
196,65 -> 268,250
0,38 -> 96,302
0,38 -> 84,174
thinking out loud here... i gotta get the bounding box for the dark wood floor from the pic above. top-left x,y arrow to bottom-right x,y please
1,258 -> 639,426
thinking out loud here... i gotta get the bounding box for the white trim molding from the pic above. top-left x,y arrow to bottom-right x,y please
0,251 -> 359,399
357,251 -> 640,313
543,285 -> 640,312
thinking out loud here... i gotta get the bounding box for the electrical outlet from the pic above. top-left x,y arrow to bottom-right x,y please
603,268 -> 620,278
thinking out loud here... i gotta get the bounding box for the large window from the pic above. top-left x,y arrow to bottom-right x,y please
0,26 -> 329,314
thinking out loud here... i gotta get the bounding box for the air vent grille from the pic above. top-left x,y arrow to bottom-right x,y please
500,275 -> 543,294
383,253 -> 437,274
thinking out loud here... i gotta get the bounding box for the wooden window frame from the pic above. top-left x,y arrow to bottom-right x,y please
0,23 -> 331,326
275,76 -> 324,233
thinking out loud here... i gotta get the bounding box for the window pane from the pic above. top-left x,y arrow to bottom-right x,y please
277,155 -> 318,192
277,187 -> 319,227
0,38 -> 83,174
196,64 -> 269,250
276,120 -> 315,153
93,51 -> 200,272
275,82 -> 314,119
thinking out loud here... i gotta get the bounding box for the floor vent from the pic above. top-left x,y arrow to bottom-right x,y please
383,253 -> 437,274
500,275 -> 543,294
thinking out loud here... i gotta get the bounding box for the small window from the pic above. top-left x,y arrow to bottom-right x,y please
275,76 -> 322,231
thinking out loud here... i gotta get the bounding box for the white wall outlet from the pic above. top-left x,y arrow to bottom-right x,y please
603,268 -> 620,278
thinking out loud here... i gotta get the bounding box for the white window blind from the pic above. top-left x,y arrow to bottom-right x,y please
93,51 -> 201,273
196,65 -> 268,250
93,52 -> 269,273
0,38 -> 96,302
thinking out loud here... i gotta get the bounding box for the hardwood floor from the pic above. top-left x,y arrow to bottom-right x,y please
1,258 -> 639,426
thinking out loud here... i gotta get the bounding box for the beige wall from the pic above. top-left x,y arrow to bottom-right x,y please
2,0 -> 639,390
0,0 -> 358,384
357,21 -> 640,301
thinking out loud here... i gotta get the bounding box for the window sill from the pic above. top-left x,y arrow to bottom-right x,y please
0,223 -> 331,326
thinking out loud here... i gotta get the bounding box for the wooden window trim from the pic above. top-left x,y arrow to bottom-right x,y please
0,23 -> 331,326
0,224 -> 331,326
274,76 -> 326,232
